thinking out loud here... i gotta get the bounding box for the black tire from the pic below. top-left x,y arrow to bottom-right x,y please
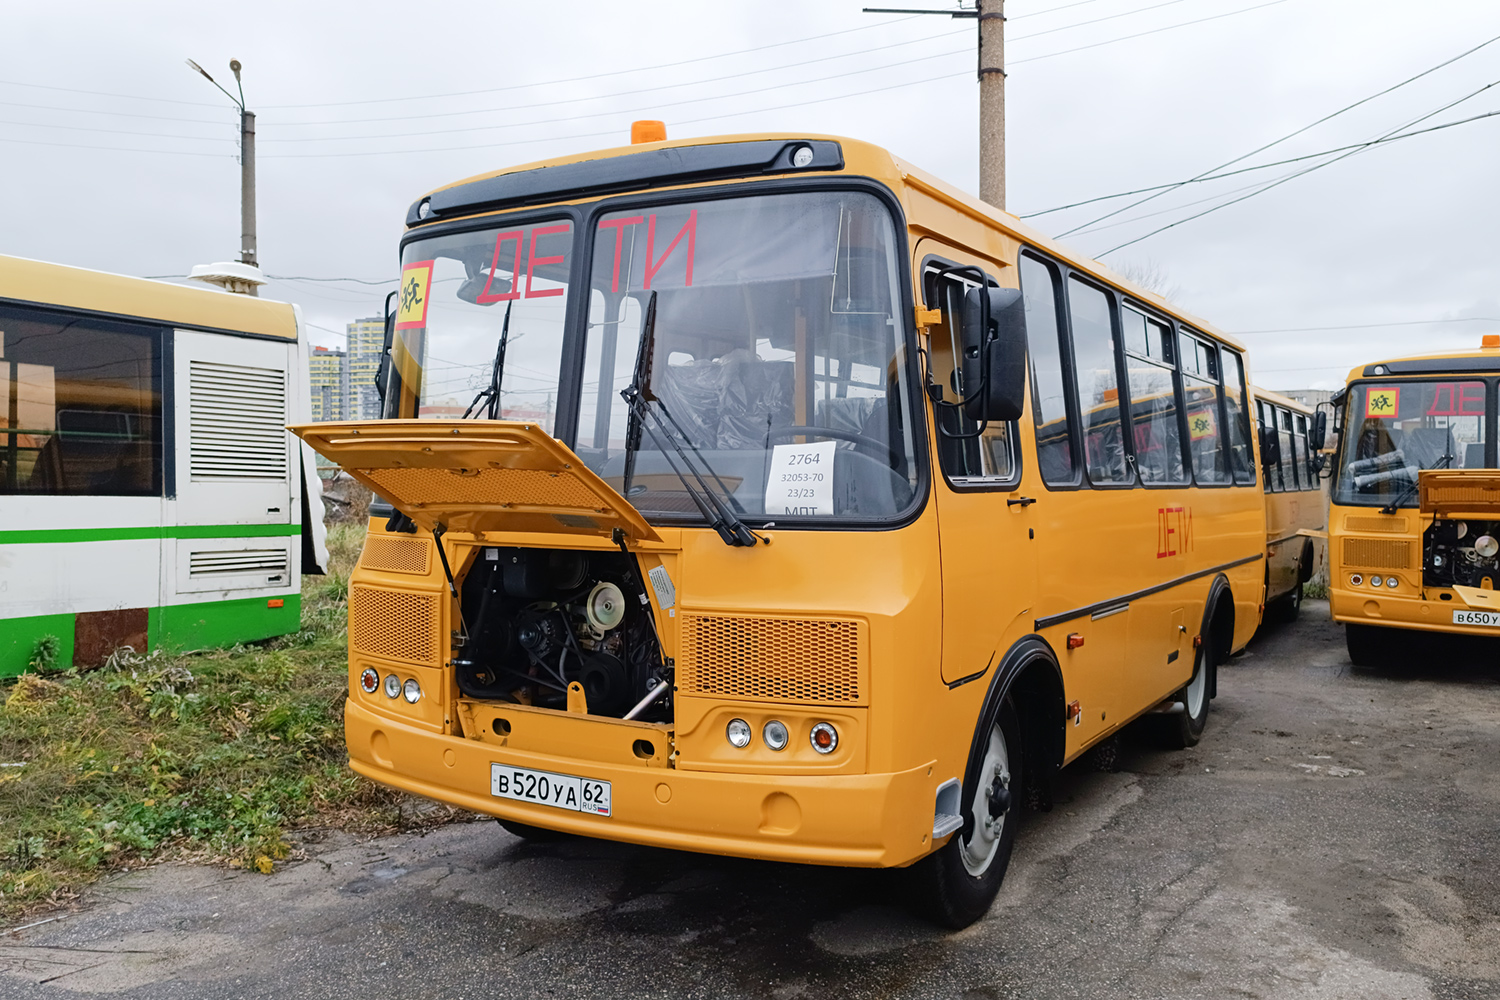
1345,623 -> 1388,668
496,817 -> 570,842
1274,580 -> 1303,622
911,699 -> 1023,929
1165,625 -> 1213,749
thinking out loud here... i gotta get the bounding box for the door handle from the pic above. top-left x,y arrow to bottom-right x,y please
1007,496 -> 1037,507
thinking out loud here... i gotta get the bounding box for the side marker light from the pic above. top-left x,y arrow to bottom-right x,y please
810,722 -> 838,754
1066,633 -> 1085,650
267,598 -> 284,608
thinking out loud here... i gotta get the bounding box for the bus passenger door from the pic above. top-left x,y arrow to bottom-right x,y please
915,241 -> 1038,685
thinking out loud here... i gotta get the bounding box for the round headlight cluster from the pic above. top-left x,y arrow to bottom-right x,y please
723,718 -> 839,753
1355,575 -> 1400,589
370,672 -> 421,704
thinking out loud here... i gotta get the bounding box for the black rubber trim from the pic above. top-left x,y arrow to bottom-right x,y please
1363,357 -> 1500,376
407,140 -> 844,226
1033,553 -> 1262,631
945,651 -> 996,690
1198,573 -> 1234,700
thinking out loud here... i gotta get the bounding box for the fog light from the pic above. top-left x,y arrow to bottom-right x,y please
383,674 -> 401,698
763,720 -> 789,751
726,719 -> 751,749
810,722 -> 838,754
403,678 -> 421,704
1350,574 -> 1363,586
1385,576 -> 1400,589
360,667 -> 379,694
1370,576 -> 1383,587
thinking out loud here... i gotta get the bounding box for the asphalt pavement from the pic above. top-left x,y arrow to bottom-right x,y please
3,600 -> 1498,999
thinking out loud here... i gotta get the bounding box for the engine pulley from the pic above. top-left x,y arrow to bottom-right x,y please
586,581 -> 627,632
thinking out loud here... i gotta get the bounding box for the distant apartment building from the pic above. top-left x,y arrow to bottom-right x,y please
1273,388 -> 1334,410
309,346 -> 350,421
347,317 -> 384,419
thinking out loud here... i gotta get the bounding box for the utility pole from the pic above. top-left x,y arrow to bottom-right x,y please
863,2 -> 1005,210
187,58 -> 259,293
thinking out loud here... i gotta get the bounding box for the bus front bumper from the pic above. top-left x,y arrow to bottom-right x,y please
1331,588 -> 1500,638
345,699 -> 941,869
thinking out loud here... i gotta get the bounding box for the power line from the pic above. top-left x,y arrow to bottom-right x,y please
1237,317 -> 1500,335
1011,0 -> 1291,67
0,135 -> 233,157
267,274 -> 397,285
1023,109 -> 1500,219
1096,77 -> 1500,255
1011,0 -> 1202,42
0,116 -> 234,142
1053,30 -> 1500,236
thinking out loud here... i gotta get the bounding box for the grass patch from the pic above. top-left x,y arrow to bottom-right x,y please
0,519 -> 470,925
1302,580 -> 1329,600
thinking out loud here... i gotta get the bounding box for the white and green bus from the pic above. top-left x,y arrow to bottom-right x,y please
0,254 -> 327,676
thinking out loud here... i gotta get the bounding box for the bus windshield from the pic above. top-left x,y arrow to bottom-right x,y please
1335,378 -> 1495,506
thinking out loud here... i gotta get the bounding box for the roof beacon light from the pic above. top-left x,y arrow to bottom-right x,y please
631,120 -> 667,144
1483,334 -> 1500,349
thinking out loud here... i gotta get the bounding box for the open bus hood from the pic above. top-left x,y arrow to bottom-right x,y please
290,420 -> 660,543
1418,470 -> 1500,516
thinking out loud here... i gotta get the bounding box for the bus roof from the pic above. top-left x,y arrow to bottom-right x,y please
1343,339 -> 1500,383
403,131 -> 1245,356
1250,385 -> 1313,414
0,254 -> 298,340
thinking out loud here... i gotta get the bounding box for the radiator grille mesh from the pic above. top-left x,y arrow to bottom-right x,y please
362,467 -> 601,510
349,586 -> 440,665
1342,537 -> 1412,570
678,614 -> 863,704
359,535 -> 432,575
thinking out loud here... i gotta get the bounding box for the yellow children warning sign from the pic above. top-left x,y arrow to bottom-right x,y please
1365,386 -> 1399,419
395,260 -> 434,330
1188,409 -> 1216,440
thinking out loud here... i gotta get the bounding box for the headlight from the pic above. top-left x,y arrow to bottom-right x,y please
383,674 -> 401,698
763,720 -> 789,752
403,678 -> 421,704
726,719 -> 751,749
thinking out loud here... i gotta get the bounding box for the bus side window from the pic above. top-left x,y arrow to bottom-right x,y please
1294,412 -> 1312,489
1221,348 -> 1256,486
1277,406 -> 1298,490
1020,254 -> 1077,485
0,303 -> 163,497
1121,305 -> 1185,485
1179,332 -> 1230,484
1066,276 -> 1131,486
1256,401 -> 1272,493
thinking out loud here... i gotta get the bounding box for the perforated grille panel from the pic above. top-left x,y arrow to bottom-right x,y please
189,360 -> 287,481
349,586 -> 440,665
359,535 -> 432,575
362,467 -> 602,510
1345,516 -> 1406,533
1343,537 -> 1412,570
1425,484 -> 1500,507
678,614 -> 863,704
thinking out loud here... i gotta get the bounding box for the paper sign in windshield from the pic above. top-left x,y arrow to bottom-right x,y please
396,260 -> 434,330
765,441 -> 836,517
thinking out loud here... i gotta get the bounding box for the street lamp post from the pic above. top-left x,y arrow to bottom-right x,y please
187,58 -> 258,292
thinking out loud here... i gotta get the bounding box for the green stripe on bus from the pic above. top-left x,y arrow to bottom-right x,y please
0,524 -> 301,545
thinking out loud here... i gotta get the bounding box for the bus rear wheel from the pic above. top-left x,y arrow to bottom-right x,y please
1345,623 -> 1390,668
911,699 -> 1023,929
1165,625 -> 1213,749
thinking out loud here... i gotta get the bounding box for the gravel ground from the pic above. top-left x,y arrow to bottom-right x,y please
2,599 -> 1497,999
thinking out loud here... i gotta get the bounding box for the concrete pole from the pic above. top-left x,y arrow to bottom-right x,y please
978,0 -> 1006,210
240,108 -> 258,294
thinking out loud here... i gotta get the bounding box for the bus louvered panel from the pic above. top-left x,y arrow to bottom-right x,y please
359,535 -> 432,575
189,548 -> 288,576
1342,537 -> 1412,570
678,613 -> 863,705
1344,516 -> 1406,533
189,360 -> 288,481
349,586 -> 440,665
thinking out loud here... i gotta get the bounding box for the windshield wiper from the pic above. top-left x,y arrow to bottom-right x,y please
462,300 -> 512,419
621,292 -> 761,548
1381,452 -> 1453,514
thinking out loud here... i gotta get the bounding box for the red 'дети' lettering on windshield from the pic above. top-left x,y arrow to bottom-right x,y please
476,230 -> 524,303
1425,382 -> 1488,417
525,224 -> 569,299
597,216 -> 644,293
597,212 -> 698,292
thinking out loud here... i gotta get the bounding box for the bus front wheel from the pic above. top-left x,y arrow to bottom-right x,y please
1345,623 -> 1388,668
912,698 -> 1023,929
1166,626 -> 1213,749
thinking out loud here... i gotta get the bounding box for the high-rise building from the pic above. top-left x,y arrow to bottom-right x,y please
309,346 -> 350,421
347,317 -> 385,419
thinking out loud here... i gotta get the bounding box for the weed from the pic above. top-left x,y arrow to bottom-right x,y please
27,635 -> 60,673
1302,580 -> 1329,600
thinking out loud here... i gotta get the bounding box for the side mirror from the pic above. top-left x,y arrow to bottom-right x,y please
375,289 -> 398,412
1311,409 -> 1328,451
960,285 -> 1027,422
1259,427 -> 1282,469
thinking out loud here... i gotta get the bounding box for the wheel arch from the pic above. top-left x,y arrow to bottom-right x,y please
1200,573 -> 1235,700
962,636 -> 1065,829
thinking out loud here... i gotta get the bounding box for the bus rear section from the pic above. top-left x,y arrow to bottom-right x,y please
297,130 -> 1263,927
1252,386 -> 1328,623
1327,340 -> 1500,664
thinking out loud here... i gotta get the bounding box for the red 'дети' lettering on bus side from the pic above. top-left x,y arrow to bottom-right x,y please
1157,506 -> 1192,558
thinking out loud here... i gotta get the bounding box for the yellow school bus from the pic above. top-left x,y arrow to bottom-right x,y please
295,130 -> 1266,927
1328,339 -> 1500,664
1252,386 -> 1327,620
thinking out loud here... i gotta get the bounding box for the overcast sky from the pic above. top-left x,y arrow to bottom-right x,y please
3,0 -> 1497,390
